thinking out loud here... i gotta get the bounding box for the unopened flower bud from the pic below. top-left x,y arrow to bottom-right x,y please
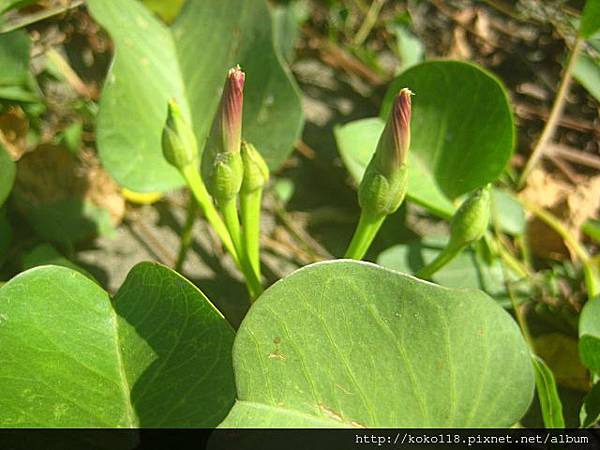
241,141 -> 269,193
448,184 -> 491,250
162,99 -> 198,171
358,88 -> 412,217
202,66 -> 245,204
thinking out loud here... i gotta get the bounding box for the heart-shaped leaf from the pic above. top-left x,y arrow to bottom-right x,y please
0,144 -> 15,207
87,0 -> 303,193
335,61 -> 514,216
0,262 -> 235,427
220,260 -> 534,427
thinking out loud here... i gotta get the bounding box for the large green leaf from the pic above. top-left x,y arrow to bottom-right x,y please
579,297 -> 600,372
87,0 -> 303,193
381,61 -> 514,202
0,144 -> 15,207
335,61 -> 514,216
0,262 -> 235,427
220,260 -> 534,427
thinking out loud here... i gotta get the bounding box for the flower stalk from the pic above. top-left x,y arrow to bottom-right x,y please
240,141 -> 269,280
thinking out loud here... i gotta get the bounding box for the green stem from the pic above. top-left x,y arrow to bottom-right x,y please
491,201 -> 533,347
181,165 -> 238,266
175,196 -> 198,273
416,244 -> 461,280
518,37 -> 583,189
241,188 -> 262,279
491,232 -> 530,279
344,212 -> 386,260
221,198 -> 264,300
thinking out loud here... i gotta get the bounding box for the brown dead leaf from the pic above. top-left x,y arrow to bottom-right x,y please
14,145 -> 125,225
521,168 -> 600,259
0,106 -> 29,160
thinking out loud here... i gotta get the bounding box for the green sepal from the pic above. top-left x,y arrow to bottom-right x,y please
202,151 -> 244,205
358,163 -> 408,217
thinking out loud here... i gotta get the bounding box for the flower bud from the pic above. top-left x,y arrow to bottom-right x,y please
358,88 -> 412,217
162,99 -> 198,172
202,66 -> 246,204
241,141 -> 269,193
448,184 -> 491,250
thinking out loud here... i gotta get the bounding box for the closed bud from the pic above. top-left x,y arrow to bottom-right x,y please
241,141 -> 269,193
358,88 -> 412,217
448,184 -> 491,250
202,66 -> 246,204
162,99 -> 198,171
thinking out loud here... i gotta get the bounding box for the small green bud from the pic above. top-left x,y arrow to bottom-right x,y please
358,88 -> 412,217
202,66 -> 246,204
161,99 -> 198,172
241,141 -> 269,193
448,184 -> 491,250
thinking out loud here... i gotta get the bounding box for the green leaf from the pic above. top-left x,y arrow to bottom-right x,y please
491,188 -> 525,236
376,237 -> 525,305
18,197 -> 115,246
393,24 -> 424,72
580,380 -> 600,427
0,262 -> 235,426
87,0 -> 303,193
22,243 -> 95,281
382,61 -> 514,202
573,53 -> 600,103
0,144 -> 15,207
579,297 -> 600,372
220,260 -> 534,427
580,0 -> 600,38
532,355 -> 565,428
0,29 -> 38,102
272,1 -> 306,64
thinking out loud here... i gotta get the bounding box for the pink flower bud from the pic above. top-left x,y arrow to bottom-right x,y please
218,65 -> 245,155
377,88 -> 412,177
